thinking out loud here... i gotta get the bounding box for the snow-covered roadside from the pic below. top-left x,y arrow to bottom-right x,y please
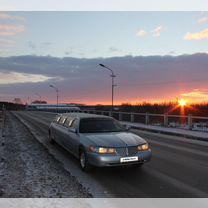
0,112 -> 91,198
0,118 -> 5,197
13,111 -> 113,198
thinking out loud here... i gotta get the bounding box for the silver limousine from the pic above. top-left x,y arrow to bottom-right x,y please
48,113 -> 152,171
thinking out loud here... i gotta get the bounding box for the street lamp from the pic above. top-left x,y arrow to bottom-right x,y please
99,64 -> 116,112
49,84 -> 59,113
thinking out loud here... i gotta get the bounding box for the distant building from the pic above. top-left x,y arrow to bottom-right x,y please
31,100 -> 47,104
13,98 -> 23,105
26,103 -> 80,112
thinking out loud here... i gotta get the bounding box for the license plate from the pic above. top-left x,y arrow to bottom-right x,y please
120,156 -> 138,163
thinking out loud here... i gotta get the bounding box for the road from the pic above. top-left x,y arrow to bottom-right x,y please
13,111 -> 208,197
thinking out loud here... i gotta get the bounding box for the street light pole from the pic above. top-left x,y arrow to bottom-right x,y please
99,64 -> 116,112
49,85 -> 59,113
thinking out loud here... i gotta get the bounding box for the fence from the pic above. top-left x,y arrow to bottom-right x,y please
28,108 -> 208,132
67,109 -> 208,132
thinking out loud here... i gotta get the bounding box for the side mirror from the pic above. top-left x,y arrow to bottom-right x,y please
122,124 -> 131,131
126,125 -> 131,131
69,128 -> 77,133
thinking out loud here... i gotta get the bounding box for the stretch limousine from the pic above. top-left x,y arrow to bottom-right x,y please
48,113 -> 152,171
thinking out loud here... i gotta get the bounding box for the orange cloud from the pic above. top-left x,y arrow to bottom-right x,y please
181,89 -> 208,103
136,30 -> 146,37
152,26 -> 163,37
184,28 -> 208,40
198,17 -> 208,24
0,12 -> 25,21
0,24 -> 26,36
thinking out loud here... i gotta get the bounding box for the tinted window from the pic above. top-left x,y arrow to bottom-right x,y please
71,118 -> 78,128
64,117 -> 74,127
58,116 -> 66,125
79,118 -> 125,133
54,116 -> 61,123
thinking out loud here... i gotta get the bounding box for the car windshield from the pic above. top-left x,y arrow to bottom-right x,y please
79,118 -> 126,133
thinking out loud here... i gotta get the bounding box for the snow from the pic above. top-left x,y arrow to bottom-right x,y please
122,121 -> 208,141
0,112 -> 91,197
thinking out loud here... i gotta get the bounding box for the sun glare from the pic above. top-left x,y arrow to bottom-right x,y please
178,99 -> 186,107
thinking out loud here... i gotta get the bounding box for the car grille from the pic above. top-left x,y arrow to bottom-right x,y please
116,146 -> 138,156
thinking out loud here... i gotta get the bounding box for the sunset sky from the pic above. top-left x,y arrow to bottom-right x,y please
0,11 -> 208,105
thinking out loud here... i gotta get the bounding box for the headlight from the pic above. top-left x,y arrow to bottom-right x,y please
138,143 -> 149,151
89,146 -> 116,154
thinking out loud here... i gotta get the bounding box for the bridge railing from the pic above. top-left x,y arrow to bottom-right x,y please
66,109 -> 208,132
28,108 -> 208,132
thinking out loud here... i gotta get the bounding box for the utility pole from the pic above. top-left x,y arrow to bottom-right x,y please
49,85 -> 59,113
99,64 -> 116,112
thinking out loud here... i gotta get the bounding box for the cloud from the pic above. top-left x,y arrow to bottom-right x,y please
152,26 -> 163,37
184,28 -> 208,40
136,30 -> 146,37
198,17 -> 208,24
181,89 -> 208,102
0,12 -> 26,22
0,24 -> 26,36
0,72 -> 52,85
182,89 -> 208,98
0,38 -> 14,47
0,54 -> 207,104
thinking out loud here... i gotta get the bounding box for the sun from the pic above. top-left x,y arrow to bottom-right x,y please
178,99 -> 186,107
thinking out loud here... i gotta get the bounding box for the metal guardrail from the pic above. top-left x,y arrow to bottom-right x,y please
28,108 -> 208,132
66,109 -> 208,132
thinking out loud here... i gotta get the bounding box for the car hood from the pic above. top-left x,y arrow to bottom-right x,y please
83,132 -> 147,147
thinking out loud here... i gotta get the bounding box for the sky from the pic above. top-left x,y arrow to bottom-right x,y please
0,11 -> 208,105
1,12 -> 208,57
0,0 -> 208,11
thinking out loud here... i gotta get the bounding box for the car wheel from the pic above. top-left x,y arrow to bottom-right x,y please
49,132 -> 55,144
79,150 -> 92,172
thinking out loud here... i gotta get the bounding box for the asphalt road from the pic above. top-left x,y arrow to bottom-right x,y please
13,111 -> 208,198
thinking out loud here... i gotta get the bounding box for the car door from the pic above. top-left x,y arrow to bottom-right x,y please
61,117 -> 75,154
50,116 -> 60,140
67,118 -> 80,157
55,116 -> 67,147
60,117 -> 80,157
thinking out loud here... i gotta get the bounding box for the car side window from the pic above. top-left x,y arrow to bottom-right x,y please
58,116 -> 66,125
64,117 -> 74,128
54,116 -> 61,123
71,118 -> 78,129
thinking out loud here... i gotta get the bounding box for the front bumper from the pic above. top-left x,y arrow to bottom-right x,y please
87,149 -> 152,167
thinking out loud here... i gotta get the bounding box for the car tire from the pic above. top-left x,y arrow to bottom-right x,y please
79,150 -> 92,172
49,132 -> 55,144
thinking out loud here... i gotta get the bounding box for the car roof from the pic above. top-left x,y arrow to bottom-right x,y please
57,112 -> 112,119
